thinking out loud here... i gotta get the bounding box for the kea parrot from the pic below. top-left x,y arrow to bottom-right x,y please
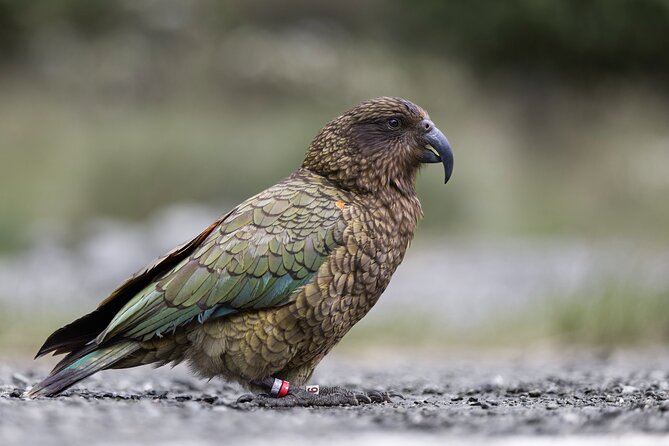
28,97 -> 453,406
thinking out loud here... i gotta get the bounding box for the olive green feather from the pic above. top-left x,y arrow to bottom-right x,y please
96,185 -> 347,343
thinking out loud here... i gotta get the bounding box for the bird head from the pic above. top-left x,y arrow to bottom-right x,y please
302,97 -> 453,195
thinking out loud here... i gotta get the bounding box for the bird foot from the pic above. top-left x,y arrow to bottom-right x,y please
236,386 -> 401,407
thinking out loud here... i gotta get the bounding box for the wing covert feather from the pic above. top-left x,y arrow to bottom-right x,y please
97,183 -> 347,343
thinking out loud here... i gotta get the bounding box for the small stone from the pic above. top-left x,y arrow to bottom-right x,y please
468,400 -> 488,409
546,402 -> 559,410
529,390 -> 542,398
152,391 -> 169,399
450,395 -> 463,401
200,395 -> 218,404
622,386 -> 638,394
422,386 -> 442,395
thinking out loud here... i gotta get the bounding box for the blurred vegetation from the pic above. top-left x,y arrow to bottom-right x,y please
548,285 -> 669,346
2,0 -> 669,81
399,0 -> 669,83
337,284 -> 669,353
461,285 -> 669,350
0,1 -> 667,252
0,304 -> 77,355
0,1 -> 668,353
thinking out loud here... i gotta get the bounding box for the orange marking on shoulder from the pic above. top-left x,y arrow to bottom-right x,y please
335,200 -> 346,209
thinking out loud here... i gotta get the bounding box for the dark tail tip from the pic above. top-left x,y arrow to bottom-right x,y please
27,341 -> 139,398
27,370 -> 81,398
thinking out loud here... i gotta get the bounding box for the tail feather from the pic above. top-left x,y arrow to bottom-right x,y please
27,341 -> 140,398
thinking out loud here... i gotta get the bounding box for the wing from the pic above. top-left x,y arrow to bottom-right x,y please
35,212 -> 233,358
96,183 -> 347,343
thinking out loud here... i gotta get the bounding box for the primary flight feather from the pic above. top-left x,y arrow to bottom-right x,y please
29,97 -> 453,405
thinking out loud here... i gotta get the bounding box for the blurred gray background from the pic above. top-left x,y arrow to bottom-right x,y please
1,0 -> 668,358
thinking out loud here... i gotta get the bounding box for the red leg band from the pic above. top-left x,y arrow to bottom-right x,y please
278,380 -> 290,398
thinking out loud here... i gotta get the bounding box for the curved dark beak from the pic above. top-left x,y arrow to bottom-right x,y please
419,120 -> 453,184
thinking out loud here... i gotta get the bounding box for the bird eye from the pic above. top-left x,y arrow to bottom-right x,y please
387,117 -> 401,129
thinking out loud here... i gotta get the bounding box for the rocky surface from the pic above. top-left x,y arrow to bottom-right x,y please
2,351 -> 669,445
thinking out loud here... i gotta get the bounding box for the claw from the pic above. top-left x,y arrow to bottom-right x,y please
366,390 -> 388,403
354,392 -> 372,404
365,390 -> 400,403
236,393 -> 256,404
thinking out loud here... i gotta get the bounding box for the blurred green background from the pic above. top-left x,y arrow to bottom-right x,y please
1,0 -> 668,357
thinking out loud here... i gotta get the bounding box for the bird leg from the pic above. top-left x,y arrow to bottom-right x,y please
235,377 -> 399,407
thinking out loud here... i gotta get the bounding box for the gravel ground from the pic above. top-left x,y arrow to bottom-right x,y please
3,351 -> 669,445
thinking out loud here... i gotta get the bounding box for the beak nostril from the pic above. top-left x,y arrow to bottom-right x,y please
421,120 -> 433,132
